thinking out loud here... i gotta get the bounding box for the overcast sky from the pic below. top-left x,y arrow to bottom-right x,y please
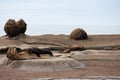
0,0 -> 120,35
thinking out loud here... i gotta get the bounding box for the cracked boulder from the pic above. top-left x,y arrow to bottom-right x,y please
4,19 -> 27,37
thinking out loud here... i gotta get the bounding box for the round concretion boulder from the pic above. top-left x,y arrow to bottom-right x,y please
70,28 -> 88,40
4,19 -> 27,37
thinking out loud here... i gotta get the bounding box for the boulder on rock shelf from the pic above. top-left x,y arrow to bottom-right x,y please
70,28 -> 88,40
4,19 -> 27,37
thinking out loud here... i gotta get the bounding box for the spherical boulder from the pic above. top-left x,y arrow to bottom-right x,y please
4,19 -> 27,37
70,28 -> 88,40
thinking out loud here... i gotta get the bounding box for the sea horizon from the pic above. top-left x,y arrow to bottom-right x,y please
0,25 -> 120,36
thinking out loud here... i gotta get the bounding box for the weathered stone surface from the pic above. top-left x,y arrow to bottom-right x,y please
70,28 -> 88,40
0,56 -> 8,67
0,50 -> 120,72
0,56 -> 85,72
4,19 -> 27,37
70,50 -> 120,61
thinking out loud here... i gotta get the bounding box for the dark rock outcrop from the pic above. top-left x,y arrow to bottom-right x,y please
70,28 -> 88,40
4,19 -> 27,37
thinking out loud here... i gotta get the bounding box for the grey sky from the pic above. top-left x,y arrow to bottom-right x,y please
0,0 -> 120,35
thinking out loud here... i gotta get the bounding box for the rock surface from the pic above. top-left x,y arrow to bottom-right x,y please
0,34 -> 120,79
0,56 -> 85,72
0,50 -> 120,72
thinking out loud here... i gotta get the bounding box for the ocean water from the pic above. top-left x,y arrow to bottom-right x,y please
0,25 -> 120,36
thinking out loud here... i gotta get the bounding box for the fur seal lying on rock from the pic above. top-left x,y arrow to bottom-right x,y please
63,44 -> 86,53
6,47 -> 53,60
0,47 -> 9,54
